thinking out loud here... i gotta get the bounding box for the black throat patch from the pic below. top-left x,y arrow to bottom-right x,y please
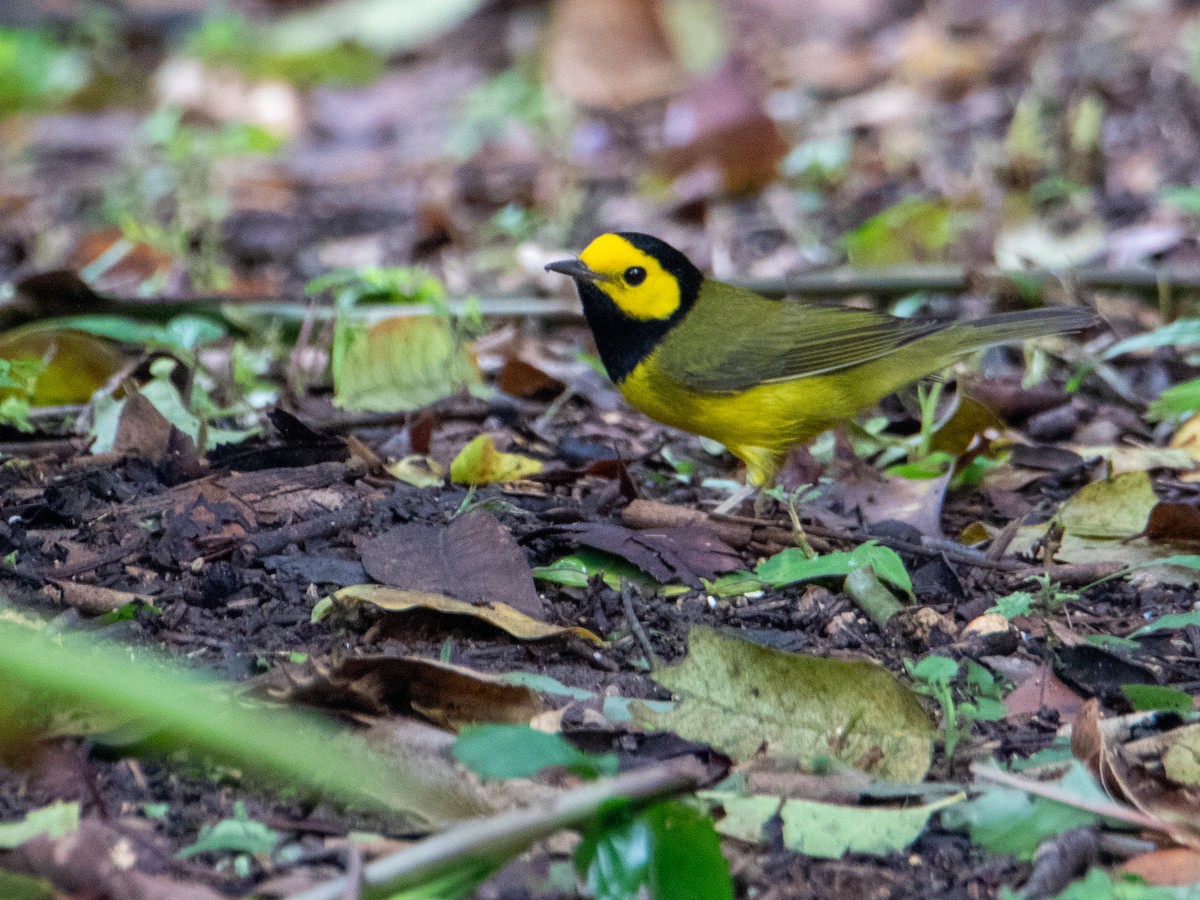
576,233 -> 704,384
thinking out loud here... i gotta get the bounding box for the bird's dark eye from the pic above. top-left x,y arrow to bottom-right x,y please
623,266 -> 647,286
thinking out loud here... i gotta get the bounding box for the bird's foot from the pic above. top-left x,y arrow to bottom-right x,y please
712,483 -> 756,516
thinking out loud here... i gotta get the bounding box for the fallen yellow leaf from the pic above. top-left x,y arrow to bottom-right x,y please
332,585 -> 601,644
450,434 -> 543,485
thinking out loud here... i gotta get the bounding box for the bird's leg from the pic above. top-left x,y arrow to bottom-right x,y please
713,446 -> 780,516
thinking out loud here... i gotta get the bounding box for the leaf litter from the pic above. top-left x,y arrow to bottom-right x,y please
9,0 -> 1200,897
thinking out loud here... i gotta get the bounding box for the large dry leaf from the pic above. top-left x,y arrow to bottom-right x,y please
633,627 -> 933,782
361,510 -> 543,617
1058,471 -> 1158,538
333,585 -> 601,644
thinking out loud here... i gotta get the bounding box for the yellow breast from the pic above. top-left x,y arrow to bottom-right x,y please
618,352 -> 877,484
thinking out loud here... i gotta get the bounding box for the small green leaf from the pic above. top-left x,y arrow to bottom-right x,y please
577,801 -> 733,900
988,591 -> 1034,620
910,655 -> 959,687
755,542 -> 912,596
0,802 -> 79,849
177,801 -> 279,858
1102,318 -> 1200,360
453,724 -> 618,781
943,762 -> 1108,859
1122,684 -> 1194,713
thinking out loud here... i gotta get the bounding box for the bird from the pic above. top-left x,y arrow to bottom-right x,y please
545,232 -> 1095,512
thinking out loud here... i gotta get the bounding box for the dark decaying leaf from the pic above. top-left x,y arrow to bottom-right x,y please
263,554 -> 367,587
361,510 -> 544,617
549,523 -> 742,588
277,655 -> 541,731
1141,502 -> 1200,544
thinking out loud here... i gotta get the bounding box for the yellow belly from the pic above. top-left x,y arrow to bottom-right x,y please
619,357 -> 873,486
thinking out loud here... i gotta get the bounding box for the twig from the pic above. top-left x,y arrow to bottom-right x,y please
287,755 -> 713,900
971,763 -> 1166,832
743,265 -> 1200,299
621,582 -> 660,668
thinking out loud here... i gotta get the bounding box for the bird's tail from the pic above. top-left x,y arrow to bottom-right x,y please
950,307 -> 1098,351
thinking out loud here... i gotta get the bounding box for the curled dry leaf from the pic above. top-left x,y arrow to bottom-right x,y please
332,585 -> 602,644
277,655 -> 542,731
1071,698 -> 1200,849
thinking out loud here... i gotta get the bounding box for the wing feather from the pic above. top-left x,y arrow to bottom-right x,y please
656,284 -> 942,393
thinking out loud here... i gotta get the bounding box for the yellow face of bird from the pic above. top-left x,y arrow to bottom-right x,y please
577,233 -> 683,321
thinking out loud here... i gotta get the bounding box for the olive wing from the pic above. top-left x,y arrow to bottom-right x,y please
656,282 -> 942,394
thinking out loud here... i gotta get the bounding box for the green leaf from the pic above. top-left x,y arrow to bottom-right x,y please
577,801 -> 733,900
1161,185 -> 1200,216
755,542 -> 912,596
706,790 -> 963,858
496,672 -> 594,701
1129,609 -> 1200,638
1042,867 -> 1179,899
453,724 -> 618,781
633,627 -> 934,781
177,801 -> 278,858
0,802 -> 79,849
988,591 -> 1035,620
333,316 -> 480,413
0,616 -> 481,826
909,655 -> 959,687
0,869 -> 55,900
943,762 -> 1108,859
271,0 -> 488,55
533,549 -> 685,595
843,197 -> 975,266
1122,684 -> 1194,714
1150,378 -> 1200,420
1057,472 -> 1158,539
1103,318 -> 1200,360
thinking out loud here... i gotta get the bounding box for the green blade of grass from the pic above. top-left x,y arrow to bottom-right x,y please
0,615 -> 482,826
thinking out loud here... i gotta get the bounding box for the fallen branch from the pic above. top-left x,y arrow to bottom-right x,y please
288,755 -> 715,900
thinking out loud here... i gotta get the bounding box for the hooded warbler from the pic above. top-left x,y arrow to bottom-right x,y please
546,232 -> 1095,502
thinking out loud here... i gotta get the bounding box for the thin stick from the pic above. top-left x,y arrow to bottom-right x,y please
971,763 -> 1165,832
287,755 -> 711,900
621,582 -> 660,668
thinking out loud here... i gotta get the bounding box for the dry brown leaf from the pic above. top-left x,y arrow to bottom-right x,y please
281,655 -> 542,731
546,0 -> 684,109
361,510 -> 544,617
1120,848 -> 1200,886
333,585 -> 602,644
1004,666 -> 1085,722
1071,699 -> 1200,849
44,581 -> 147,616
